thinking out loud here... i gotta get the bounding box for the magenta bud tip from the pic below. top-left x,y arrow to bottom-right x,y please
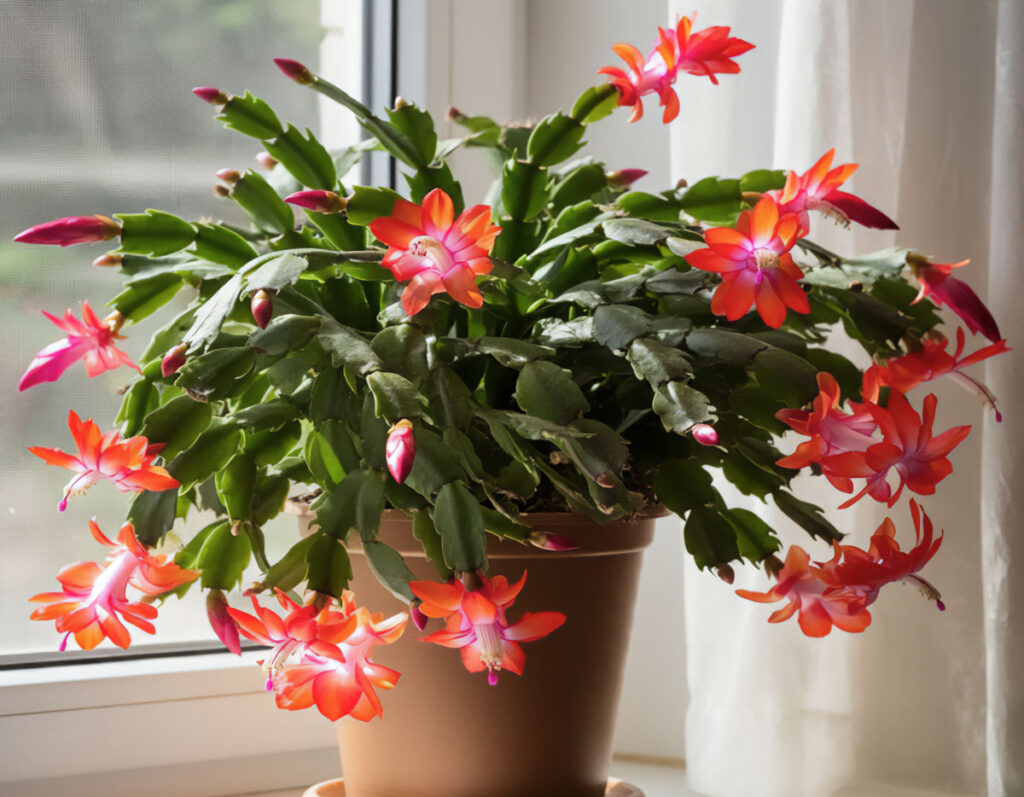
251,289 -> 273,329
487,670 -> 499,686
273,57 -> 314,85
937,600 -> 946,612
161,344 -> 188,378
692,423 -> 719,446
285,189 -> 344,214
192,86 -> 228,105
411,603 -> 428,631
608,168 -> 649,187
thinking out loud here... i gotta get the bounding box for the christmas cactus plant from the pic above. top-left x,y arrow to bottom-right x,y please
19,15 -> 1008,720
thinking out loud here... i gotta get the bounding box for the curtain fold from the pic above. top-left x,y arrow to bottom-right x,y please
670,1 -> 1018,794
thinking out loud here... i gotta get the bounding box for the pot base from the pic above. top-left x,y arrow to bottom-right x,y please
302,777 -> 645,797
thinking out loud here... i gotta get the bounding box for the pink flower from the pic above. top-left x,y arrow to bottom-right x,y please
736,545 -> 872,637
823,391 -> 971,509
527,531 -> 579,552
909,255 -> 1001,343
767,149 -> 898,233
19,302 -> 139,390
29,410 -> 180,511
161,344 -> 188,378
368,188 -> 501,317
410,572 -> 566,685
207,589 -> 241,655
285,190 -> 345,214
385,420 -> 416,484
868,328 -> 1010,421
686,196 -> 810,328
691,423 -> 719,446
599,15 -> 754,123
14,215 -> 120,247
273,57 -> 314,86
192,86 -> 228,105
251,289 -> 273,329
230,590 -> 408,721
30,520 -> 199,650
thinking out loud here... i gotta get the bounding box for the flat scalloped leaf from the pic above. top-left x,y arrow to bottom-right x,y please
116,210 -> 197,258
264,124 -> 337,189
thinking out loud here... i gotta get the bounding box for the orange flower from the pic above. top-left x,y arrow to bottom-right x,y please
368,188 -> 500,317
229,590 -> 407,722
29,410 -> 179,511
29,520 -> 199,650
410,571 -> 566,685
599,15 -> 754,123
736,546 -> 872,637
687,196 -> 809,328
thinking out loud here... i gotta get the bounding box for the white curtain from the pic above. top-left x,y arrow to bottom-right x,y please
669,1 -> 1022,795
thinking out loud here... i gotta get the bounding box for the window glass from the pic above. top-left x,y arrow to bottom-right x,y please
1,0 -> 324,656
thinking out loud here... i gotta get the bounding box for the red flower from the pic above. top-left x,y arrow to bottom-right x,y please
869,328 -> 1010,421
14,215 -> 120,247
599,15 -> 754,123
30,520 -> 199,650
909,255 -> 1001,343
229,590 -> 407,722
823,391 -> 971,508
736,546 -> 872,637
767,149 -> 898,233
818,500 -> 945,611
409,572 -> 566,685
687,196 -> 809,328
738,502 -> 945,636
29,410 -> 179,511
19,302 -> 139,391
368,189 -> 500,317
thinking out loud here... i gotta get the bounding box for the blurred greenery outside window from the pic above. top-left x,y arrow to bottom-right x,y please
1,0 -> 330,657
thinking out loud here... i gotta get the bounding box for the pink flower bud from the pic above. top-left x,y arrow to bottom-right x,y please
273,57 -> 314,85
192,86 -> 228,106
251,289 -> 273,329
14,215 -> 121,247
161,344 -> 188,378
386,420 -> 416,484
528,531 -> 580,552
607,168 -> 649,187
285,189 -> 345,214
691,423 -> 719,446
410,602 -> 428,631
92,253 -> 122,267
715,564 -> 735,584
254,151 -> 279,170
207,589 -> 241,655
216,168 -> 241,184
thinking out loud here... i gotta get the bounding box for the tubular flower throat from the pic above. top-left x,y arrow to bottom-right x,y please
409,572 -> 566,686
30,520 -> 199,651
767,148 -> 898,233
599,14 -> 754,123
686,196 -> 810,328
368,188 -> 501,317
737,502 -> 944,637
229,590 -> 407,722
19,301 -> 139,391
29,410 -> 179,511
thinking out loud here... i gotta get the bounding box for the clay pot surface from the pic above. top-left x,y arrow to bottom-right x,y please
302,777 -> 645,797
300,509 -> 658,797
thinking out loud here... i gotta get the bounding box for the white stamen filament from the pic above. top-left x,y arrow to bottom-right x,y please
474,622 -> 505,672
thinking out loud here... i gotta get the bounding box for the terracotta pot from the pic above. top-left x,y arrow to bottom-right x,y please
297,509 -> 657,797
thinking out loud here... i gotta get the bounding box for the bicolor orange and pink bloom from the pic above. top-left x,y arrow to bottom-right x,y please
686,195 -> 810,328
777,373 -> 971,508
909,254 -> 1001,343
738,502 -> 944,636
600,14 -> 754,123
767,149 -> 898,233
19,302 -> 139,390
30,520 -> 199,650
229,590 -> 407,721
368,188 -> 501,317
29,410 -> 179,511
410,571 -> 566,685
867,328 -> 1010,421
